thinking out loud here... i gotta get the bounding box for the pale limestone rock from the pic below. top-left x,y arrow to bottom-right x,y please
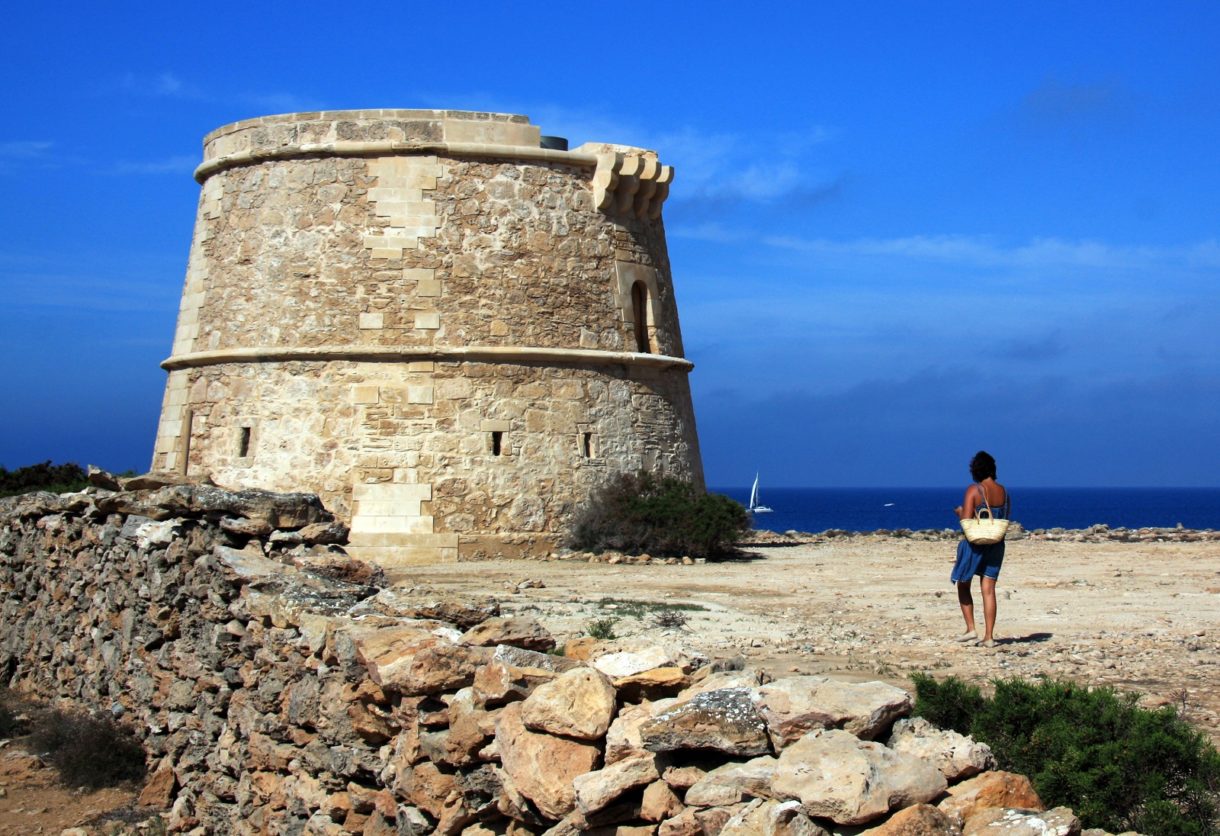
573,753 -> 660,814
659,808 -> 703,836
521,667 -> 618,740
641,780 -> 685,822
963,806 -> 1081,836
460,615 -> 555,652
684,756 -> 778,807
938,771 -> 1045,826
772,729 -> 947,825
861,803 -> 962,835
594,645 -> 677,678
495,702 -> 601,820
887,717 -> 995,780
640,688 -> 771,756
720,798 -> 830,836
752,676 -> 912,746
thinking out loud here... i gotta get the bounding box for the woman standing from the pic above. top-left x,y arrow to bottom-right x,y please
952,451 -> 1009,647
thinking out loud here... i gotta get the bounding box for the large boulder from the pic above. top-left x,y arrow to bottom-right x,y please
938,771 -> 1045,826
521,667 -> 618,740
495,702 -> 601,820
753,676 -> 912,746
640,688 -> 771,756
888,717 -> 995,780
772,729 -> 947,825
573,753 -> 659,815
460,615 -> 555,652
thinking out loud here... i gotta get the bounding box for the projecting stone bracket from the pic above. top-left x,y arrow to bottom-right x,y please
577,143 -> 674,219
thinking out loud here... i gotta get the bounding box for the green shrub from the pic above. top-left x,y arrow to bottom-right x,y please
26,708 -> 147,789
586,617 -> 618,640
569,471 -> 749,558
0,460 -> 88,497
910,671 -> 983,735
912,674 -> 1220,835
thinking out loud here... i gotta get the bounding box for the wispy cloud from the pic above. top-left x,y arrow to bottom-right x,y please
760,233 -> 1220,274
110,155 -> 198,176
0,140 -> 58,174
110,71 -> 319,113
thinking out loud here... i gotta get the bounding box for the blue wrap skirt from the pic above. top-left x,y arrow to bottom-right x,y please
951,538 -> 1005,583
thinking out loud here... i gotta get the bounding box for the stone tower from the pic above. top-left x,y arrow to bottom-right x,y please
152,110 -> 703,564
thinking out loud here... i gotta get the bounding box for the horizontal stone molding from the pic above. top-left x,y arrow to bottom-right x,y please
194,141 -> 600,183
161,344 -> 695,372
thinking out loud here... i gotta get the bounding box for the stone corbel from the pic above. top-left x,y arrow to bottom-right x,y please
585,146 -> 674,219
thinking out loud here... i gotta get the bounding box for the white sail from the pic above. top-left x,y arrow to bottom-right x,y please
747,472 -> 773,513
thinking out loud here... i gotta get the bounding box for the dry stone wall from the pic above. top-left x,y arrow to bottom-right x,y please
152,110 -> 701,566
0,483 -> 1096,835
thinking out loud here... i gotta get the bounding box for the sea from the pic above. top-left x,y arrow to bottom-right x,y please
711,487 -> 1220,533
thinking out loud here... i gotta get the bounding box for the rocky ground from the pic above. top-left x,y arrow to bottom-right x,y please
385,533 -> 1220,742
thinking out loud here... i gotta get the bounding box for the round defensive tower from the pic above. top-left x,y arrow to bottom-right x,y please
152,110 -> 703,564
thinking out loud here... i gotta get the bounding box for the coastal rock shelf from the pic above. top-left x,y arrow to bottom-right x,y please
0,482 -> 1107,834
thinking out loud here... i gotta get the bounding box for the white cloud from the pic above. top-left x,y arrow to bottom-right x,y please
111,155 -> 198,175
0,140 -> 54,158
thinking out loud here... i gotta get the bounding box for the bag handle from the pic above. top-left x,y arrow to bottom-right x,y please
974,484 -> 993,520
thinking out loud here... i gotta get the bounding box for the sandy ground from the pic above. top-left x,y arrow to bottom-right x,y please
389,536 -> 1220,741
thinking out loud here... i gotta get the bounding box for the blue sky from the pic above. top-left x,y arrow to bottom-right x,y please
1,1 -> 1217,487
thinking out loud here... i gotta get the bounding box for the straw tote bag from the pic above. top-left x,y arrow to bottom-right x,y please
960,485 -> 1010,545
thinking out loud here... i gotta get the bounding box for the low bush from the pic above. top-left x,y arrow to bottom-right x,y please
569,471 -> 749,558
912,674 -> 1220,835
0,460 -> 88,497
586,617 -> 619,640
26,707 -> 147,789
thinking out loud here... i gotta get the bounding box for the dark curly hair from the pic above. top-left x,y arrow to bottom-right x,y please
970,450 -> 997,481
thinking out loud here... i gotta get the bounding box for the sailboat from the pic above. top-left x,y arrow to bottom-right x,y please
747,473 -> 773,513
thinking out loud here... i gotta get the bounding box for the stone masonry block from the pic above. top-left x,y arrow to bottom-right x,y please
480,419 -> 513,432
351,385 -> 380,404
417,279 -> 442,297
358,312 -> 384,330
414,312 -> 440,330
352,482 -> 431,502
407,386 -> 434,404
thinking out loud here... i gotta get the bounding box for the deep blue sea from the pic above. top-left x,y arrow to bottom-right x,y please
711,487 -> 1220,533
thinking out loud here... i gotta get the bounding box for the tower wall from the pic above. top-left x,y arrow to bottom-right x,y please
152,110 -> 702,563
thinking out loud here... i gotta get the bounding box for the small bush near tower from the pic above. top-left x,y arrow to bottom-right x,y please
569,471 -> 749,559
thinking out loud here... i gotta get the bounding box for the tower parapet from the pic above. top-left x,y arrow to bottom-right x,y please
153,110 -> 702,564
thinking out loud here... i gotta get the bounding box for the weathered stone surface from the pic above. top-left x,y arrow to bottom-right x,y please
352,623 -> 490,695
938,771 -> 1045,825
495,702 -> 601,820
641,780 -> 684,822
887,717 -> 995,780
963,806 -> 1081,836
684,756 -> 778,807
640,688 -> 770,756
461,615 -> 555,652
772,729 -> 947,825
720,798 -> 829,836
593,645 -> 681,678
658,808 -> 704,836
607,700 -> 674,764
138,757 -> 178,809
522,667 -> 618,740
661,764 -> 706,790
753,676 -> 912,746
861,803 -> 962,835
573,753 -> 659,814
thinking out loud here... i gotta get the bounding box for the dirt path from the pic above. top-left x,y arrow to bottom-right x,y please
389,536 -> 1220,740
